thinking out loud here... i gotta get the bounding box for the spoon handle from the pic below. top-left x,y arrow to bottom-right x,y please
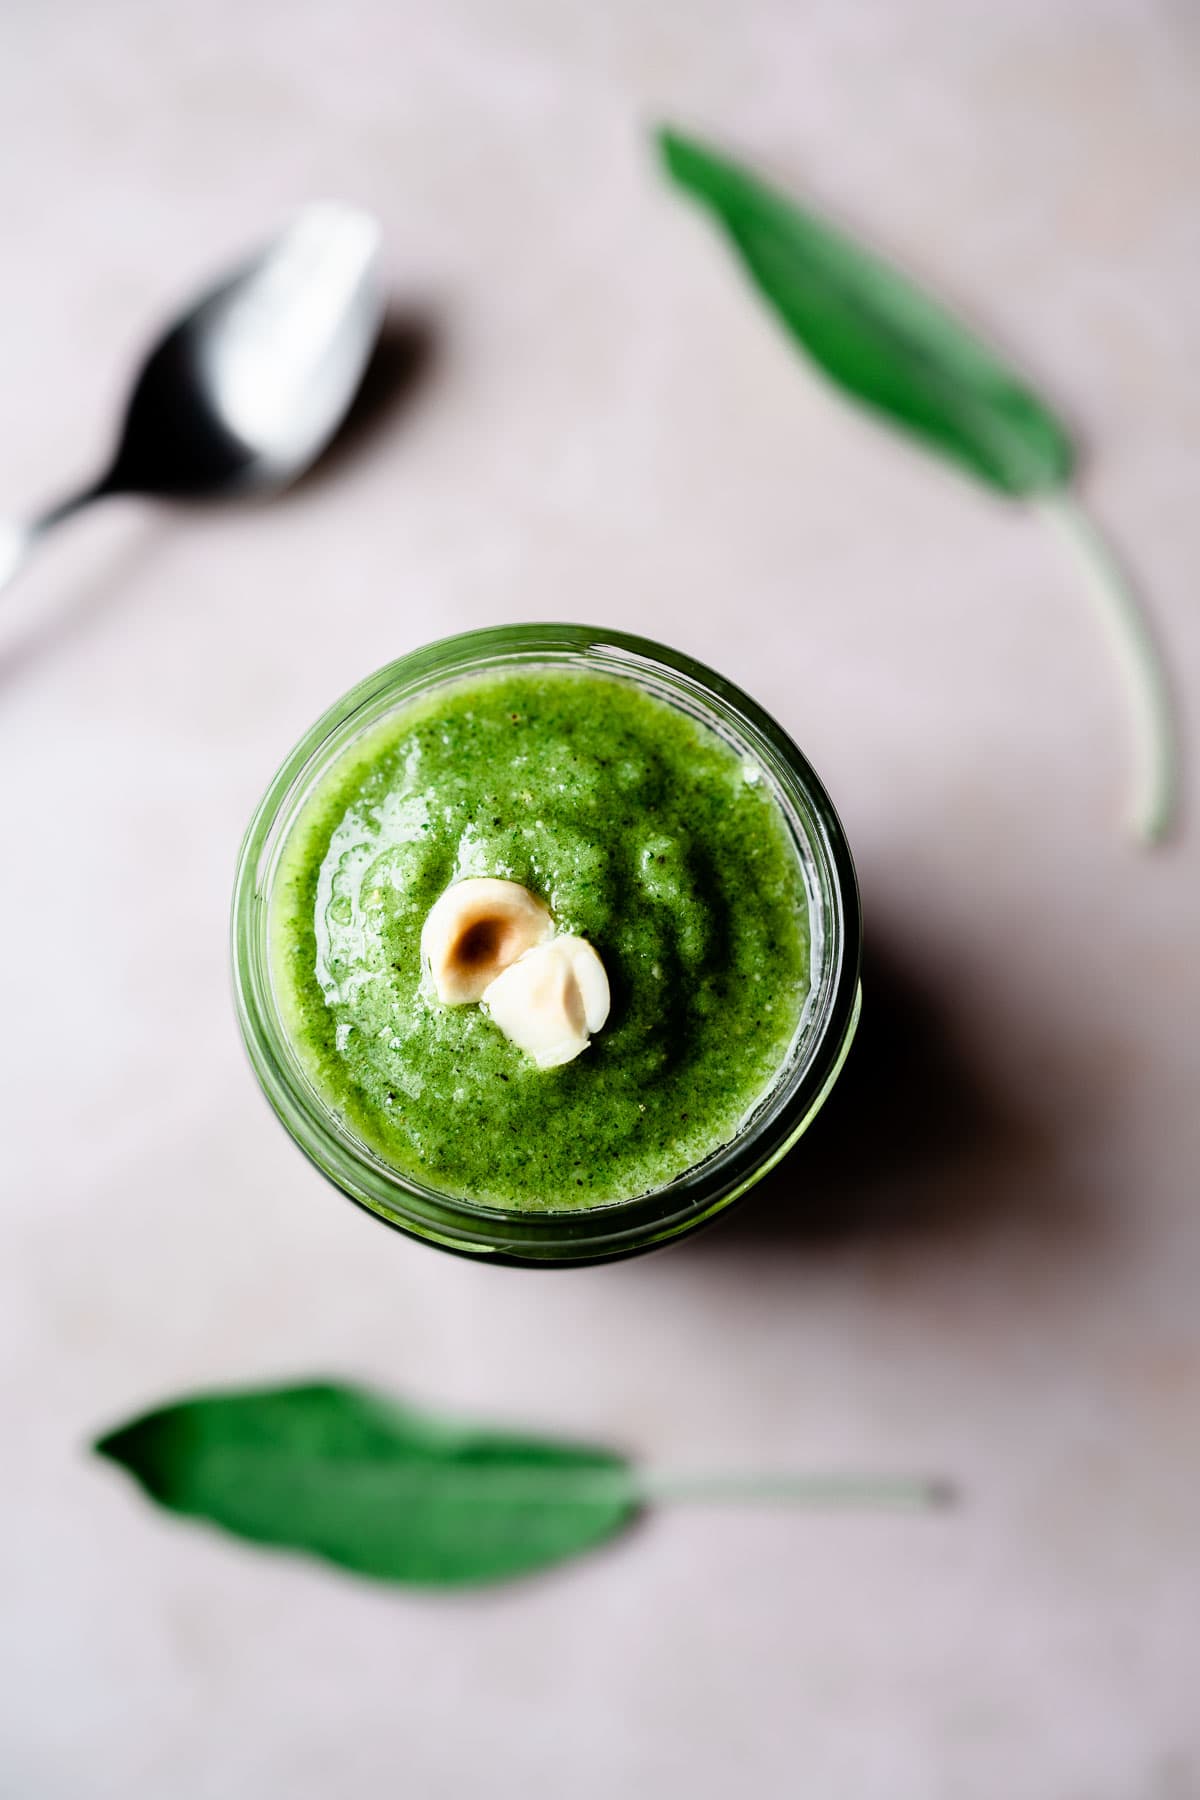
0,479 -> 108,595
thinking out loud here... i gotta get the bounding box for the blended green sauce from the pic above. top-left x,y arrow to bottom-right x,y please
271,666 -> 810,1210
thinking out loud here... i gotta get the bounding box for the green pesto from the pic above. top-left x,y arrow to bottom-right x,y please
270,667 -> 810,1211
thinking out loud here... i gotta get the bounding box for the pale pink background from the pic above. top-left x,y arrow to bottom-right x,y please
2,2 -> 1198,1795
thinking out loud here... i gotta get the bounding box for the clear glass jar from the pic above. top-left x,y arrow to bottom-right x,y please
231,624 -> 861,1264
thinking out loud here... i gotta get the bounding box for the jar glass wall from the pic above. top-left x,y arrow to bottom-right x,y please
231,625 -> 861,1264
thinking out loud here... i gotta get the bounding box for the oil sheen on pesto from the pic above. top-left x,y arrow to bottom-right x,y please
271,667 -> 810,1210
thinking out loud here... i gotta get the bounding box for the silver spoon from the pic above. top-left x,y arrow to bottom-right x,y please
0,202 -> 385,593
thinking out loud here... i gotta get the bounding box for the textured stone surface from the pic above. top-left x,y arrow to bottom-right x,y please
2,2 -> 1198,1794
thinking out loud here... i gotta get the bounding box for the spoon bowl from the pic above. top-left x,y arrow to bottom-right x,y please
2,203 -> 385,589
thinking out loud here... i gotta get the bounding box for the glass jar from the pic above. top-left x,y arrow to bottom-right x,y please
232,624 -> 861,1264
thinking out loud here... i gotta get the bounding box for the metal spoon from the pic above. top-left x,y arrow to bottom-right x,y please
0,202 -> 385,593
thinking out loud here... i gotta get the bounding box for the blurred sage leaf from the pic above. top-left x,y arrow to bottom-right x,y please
657,124 -> 1176,843
95,1380 -> 948,1589
95,1381 -> 637,1586
657,124 -> 1074,496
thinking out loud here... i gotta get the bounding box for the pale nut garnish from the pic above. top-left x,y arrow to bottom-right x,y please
420,877 -> 554,1004
482,936 -> 610,1069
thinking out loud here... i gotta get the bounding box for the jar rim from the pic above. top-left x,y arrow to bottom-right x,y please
231,624 -> 862,1264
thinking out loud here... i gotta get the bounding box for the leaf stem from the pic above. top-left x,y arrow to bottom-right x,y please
635,1471 -> 953,1511
1038,494 -> 1178,846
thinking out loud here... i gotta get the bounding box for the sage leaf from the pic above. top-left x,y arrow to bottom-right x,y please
95,1380 -> 949,1589
658,125 -> 1074,496
1037,495 -> 1177,844
94,1381 -> 637,1586
657,125 -> 1177,844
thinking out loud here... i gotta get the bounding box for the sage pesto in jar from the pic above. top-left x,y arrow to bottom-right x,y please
270,665 -> 810,1209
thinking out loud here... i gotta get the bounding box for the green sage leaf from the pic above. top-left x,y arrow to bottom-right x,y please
657,125 -> 1075,496
94,1381 -> 637,1586
658,126 -> 1178,844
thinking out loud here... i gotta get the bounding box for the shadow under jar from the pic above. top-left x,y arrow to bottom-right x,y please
232,625 -> 861,1265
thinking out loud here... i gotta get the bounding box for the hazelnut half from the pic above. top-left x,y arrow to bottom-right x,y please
420,877 -> 554,1004
482,936 -> 611,1069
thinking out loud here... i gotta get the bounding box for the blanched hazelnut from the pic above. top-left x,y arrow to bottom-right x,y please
420,878 -> 554,1003
482,936 -> 610,1069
